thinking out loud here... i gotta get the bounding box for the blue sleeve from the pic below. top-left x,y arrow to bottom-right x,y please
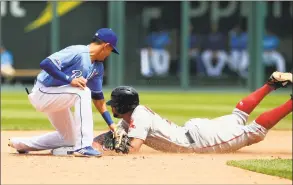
273,37 -> 280,48
263,36 -> 279,50
87,64 -> 104,100
40,58 -> 72,83
1,52 -> 14,65
230,35 -> 238,48
87,74 -> 103,94
47,46 -> 78,70
7,52 -> 14,65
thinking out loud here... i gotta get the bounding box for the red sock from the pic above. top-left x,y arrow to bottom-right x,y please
255,99 -> 292,130
236,84 -> 274,114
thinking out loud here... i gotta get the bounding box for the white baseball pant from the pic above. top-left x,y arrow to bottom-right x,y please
263,50 -> 286,72
231,50 -> 286,79
1,64 -> 16,77
202,50 -> 228,77
14,81 -> 94,151
184,108 -> 268,153
229,50 -> 249,78
140,48 -> 170,77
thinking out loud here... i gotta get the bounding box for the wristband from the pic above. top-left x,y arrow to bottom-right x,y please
102,111 -> 113,126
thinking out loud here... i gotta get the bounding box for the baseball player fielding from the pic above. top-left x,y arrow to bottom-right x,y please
8,28 -> 120,157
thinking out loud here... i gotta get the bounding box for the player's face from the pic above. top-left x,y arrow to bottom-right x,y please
111,106 -> 122,118
97,43 -> 113,61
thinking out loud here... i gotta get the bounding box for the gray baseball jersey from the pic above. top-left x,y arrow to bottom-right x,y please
118,105 -> 268,153
118,105 -> 192,152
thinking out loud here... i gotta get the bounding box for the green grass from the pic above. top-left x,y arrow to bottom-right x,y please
227,159 -> 293,180
1,91 -> 292,130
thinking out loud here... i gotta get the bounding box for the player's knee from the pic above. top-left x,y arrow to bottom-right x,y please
249,134 -> 265,145
232,108 -> 249,125
76,87 -> 91,97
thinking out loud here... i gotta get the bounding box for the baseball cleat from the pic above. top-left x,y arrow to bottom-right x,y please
267,71 -> 292,89
51,147 -> 75,156
74,146 -> 102,157
8,139 -> 29,154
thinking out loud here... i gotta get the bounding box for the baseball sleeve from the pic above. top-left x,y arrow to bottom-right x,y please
87,73 -> 103,94
87,64 -> 104,99
47,46 -> 79,70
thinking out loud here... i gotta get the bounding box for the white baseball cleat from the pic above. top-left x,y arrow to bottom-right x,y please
51,147 -> 75,156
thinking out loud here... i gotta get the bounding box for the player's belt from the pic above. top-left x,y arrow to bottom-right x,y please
185,131 -> 195,144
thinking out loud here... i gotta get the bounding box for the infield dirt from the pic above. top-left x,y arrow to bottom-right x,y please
1,130 -> 292,184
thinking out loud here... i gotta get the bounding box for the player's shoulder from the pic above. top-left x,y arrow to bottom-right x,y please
1,50 -> 13,57
131,105 -> 153,118
133,105 -> 146,112
60,45 -> 89,55
130,105 -> 153,128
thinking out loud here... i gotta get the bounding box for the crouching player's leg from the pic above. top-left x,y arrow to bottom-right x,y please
8,85 -> 101,157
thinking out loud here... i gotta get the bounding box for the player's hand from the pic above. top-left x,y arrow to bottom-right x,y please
112,124 -> 127,148
109,123 -> 117,132
70,77 -> 87,90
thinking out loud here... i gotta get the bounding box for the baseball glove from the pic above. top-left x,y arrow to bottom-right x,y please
103,130 -> 131,154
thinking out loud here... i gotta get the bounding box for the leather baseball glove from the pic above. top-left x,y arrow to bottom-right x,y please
103,127 -> 131,154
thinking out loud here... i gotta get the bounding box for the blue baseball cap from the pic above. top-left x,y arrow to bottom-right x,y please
94,28 -> 119,54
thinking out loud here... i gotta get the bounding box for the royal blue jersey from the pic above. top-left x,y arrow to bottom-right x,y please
1,50 -> 14,65
37,45 -> 104,93
146,31 -> 171,49
230,32 -> 247,50
263,35 -> 279,50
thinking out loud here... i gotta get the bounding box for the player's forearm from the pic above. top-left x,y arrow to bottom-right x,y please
93,98 -> 107,113
40,58 -> 72,83
128,138 -> 144,153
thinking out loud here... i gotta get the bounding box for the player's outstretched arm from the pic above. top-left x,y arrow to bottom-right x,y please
88,73 -> 116,131
128,138 -> 144,153
92,98 -> 116,130
93,131 -> 144,155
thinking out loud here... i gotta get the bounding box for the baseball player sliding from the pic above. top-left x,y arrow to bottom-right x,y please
93,71 -> 292,154
8,28 -> 120,157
